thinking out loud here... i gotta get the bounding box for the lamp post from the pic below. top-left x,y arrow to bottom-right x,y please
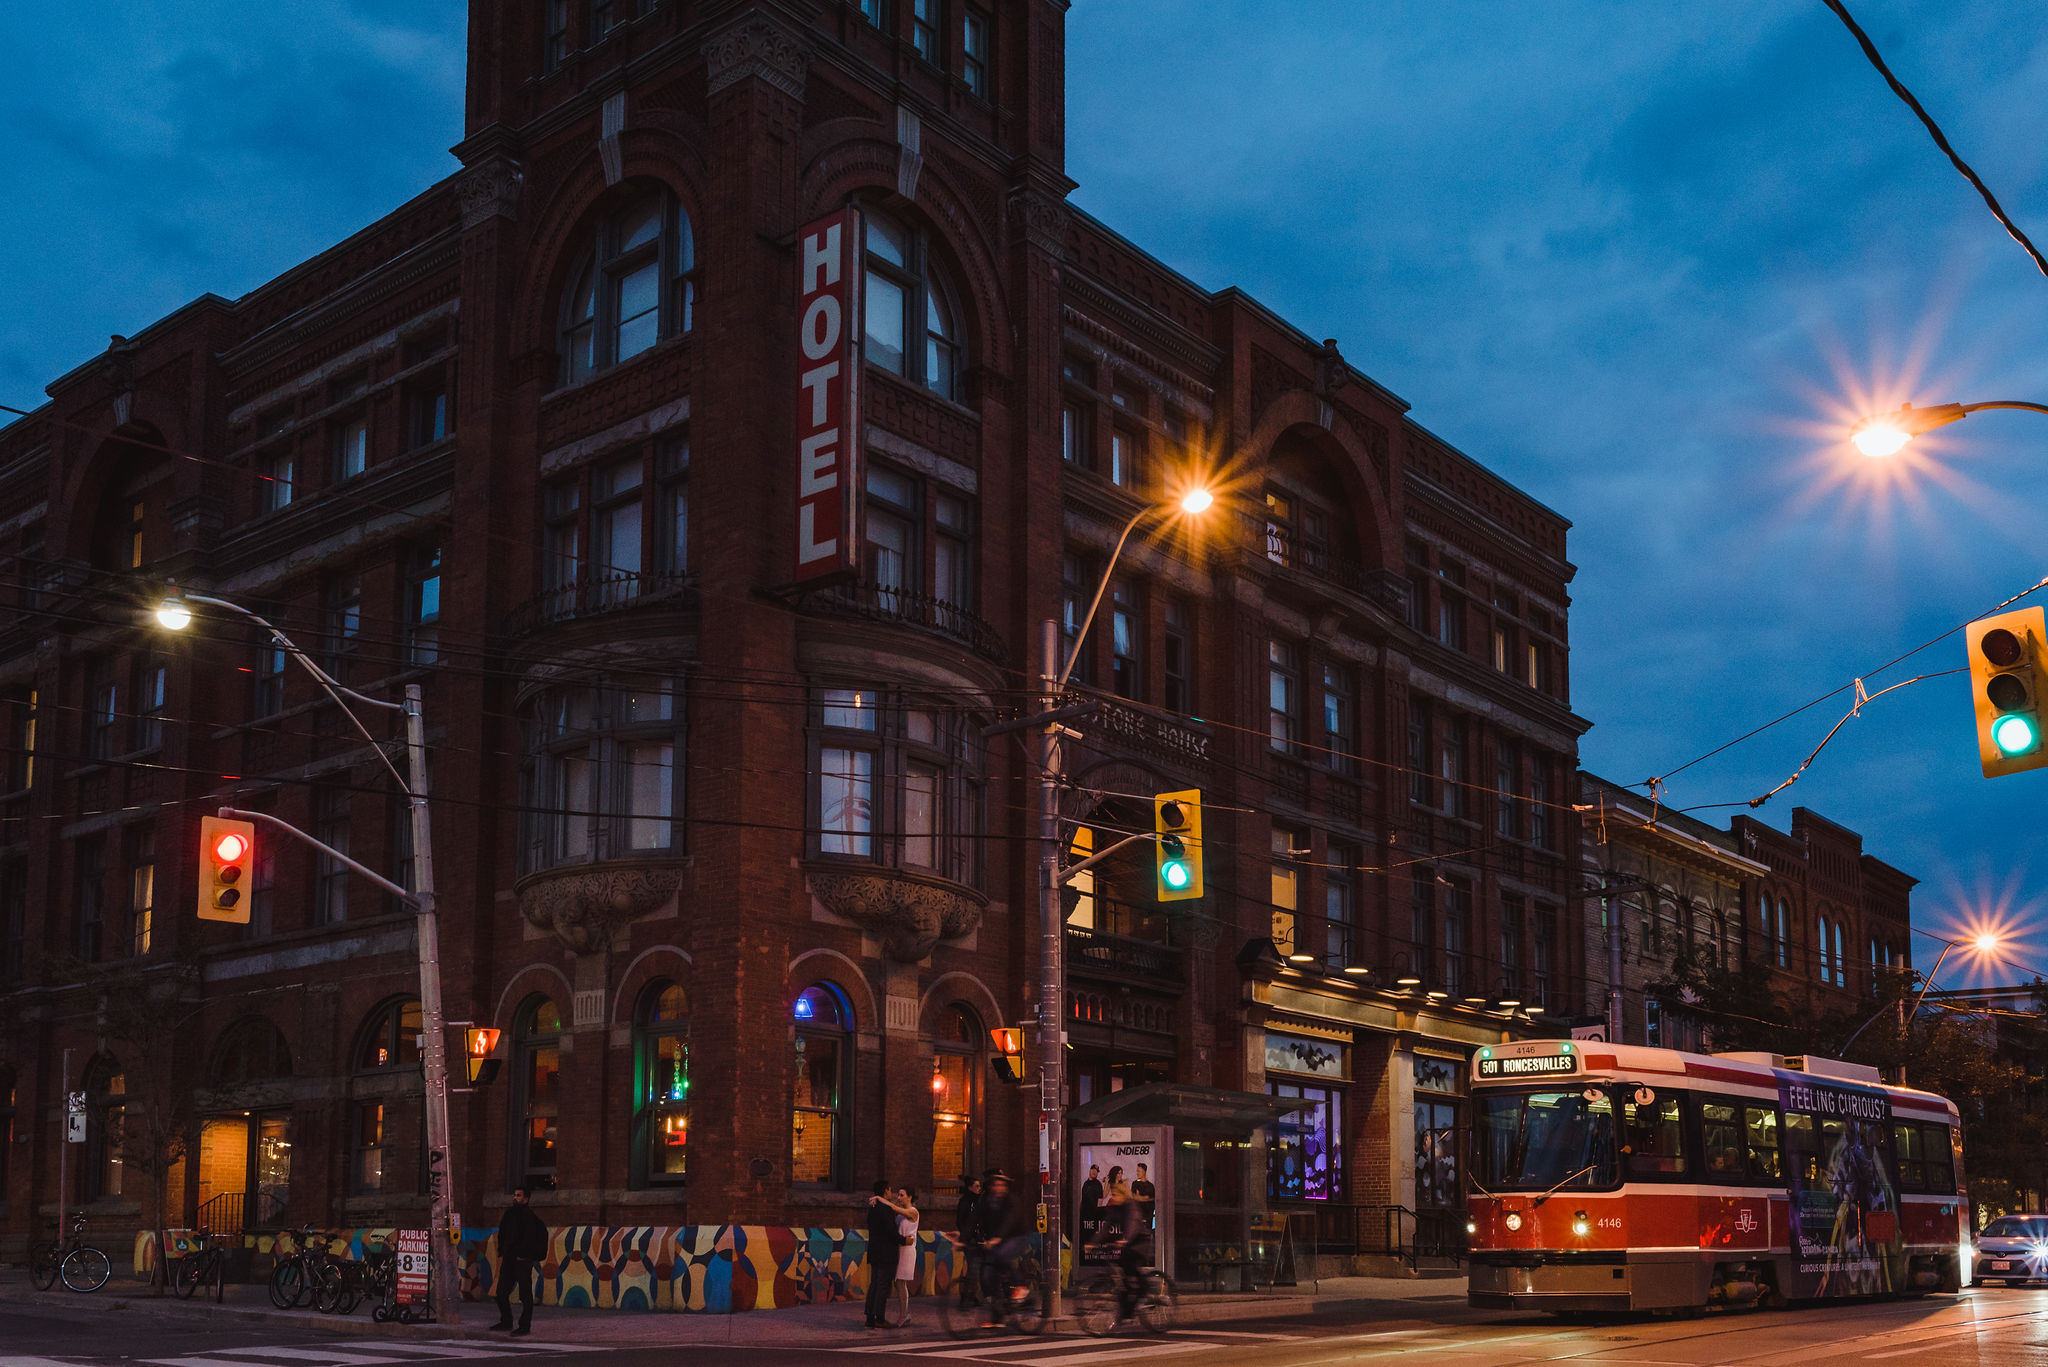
1035,486 -> 1212,1322
155,589 -> 461,1324
1850,400 -> 2048,457
1840,930 -> 2002,1085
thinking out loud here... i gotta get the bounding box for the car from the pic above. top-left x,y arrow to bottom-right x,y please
1973,1215 -> 2048,1287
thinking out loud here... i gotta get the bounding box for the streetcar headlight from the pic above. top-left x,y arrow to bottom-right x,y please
1466,1221 -> 1477,1236
1504,1213 -> 1522,1232
1572,1213 -> 1590,1238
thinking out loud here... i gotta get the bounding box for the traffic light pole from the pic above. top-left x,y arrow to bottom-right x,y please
1037,618 -> 1066,1323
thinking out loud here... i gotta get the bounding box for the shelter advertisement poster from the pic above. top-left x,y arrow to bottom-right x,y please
1778,1077 -> 1901,1298
1075,1138 -> 1155,1266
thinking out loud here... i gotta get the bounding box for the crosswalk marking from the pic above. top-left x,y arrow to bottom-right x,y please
198,1350 -> 400,1366
0,1357 -> 106,1367
131,1341 -> 599,1367
825,1334 -> 1253,1364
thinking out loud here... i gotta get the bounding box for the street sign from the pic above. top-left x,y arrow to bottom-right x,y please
395,1228 -> 431,1305
65,1091 -> 86,1144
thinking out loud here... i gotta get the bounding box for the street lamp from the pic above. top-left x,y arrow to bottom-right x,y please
1034,483 -> 1213,1321
1839,928 -> 2004,1085
154,587 -> 461,1324
1850,400 -> 2048,457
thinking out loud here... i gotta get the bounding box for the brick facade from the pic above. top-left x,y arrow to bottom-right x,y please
0,0 -> 1585,1267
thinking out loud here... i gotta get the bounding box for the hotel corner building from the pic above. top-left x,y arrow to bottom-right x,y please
0,1 -> 1588,1271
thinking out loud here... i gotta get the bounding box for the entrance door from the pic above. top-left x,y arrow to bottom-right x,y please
197,1112 -> 293,1231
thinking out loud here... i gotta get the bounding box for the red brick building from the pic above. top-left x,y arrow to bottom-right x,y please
0,1 -> 1586,1269
1731,808 -> 1915,1010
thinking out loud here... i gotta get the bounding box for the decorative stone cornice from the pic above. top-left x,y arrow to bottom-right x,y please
515,859 -> 686,955
807,865 -> 985,962
705,13 -> 808,101
457,156 -> 526,229
1010,185 -> 1069,261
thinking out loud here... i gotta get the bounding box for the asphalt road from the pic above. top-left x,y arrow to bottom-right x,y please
3,1287 -> 2046,1367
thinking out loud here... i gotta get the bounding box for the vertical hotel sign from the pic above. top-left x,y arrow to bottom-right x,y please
795,207 -> 863,583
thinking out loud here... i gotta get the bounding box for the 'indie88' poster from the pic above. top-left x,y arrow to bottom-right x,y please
1779,1077 -> 1901,1297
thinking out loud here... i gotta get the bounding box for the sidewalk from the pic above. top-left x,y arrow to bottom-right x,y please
0,1269 -> 1469,1349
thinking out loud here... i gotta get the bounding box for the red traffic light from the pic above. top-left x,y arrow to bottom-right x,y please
212,831 -> 248,864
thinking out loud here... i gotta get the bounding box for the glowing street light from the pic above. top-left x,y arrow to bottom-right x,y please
1851,400 -> 2048,457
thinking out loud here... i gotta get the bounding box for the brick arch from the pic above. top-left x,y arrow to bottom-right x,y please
491,962 -> 576,1032
612,943 -> 694,1024
56,416 -> 178,568
786,947 -> 878,1031
1237,393 -> 1398,574
918,971 -> 1003,1036
509,142 -> 711,368
797,139 -> 1011,378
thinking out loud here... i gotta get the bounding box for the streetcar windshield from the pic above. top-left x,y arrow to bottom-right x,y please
1475,1087 -> 1618,1191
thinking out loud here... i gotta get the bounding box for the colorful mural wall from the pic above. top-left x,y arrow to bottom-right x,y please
136,1224 -> 966,1313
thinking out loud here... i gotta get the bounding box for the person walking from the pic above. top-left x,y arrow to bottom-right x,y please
954,1174 -> 984,1307
863,1179 -> 901,1330
493,1187 -> 549,1336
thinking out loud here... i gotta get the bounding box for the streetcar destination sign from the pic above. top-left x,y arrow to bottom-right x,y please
1476,1050 -> 1578,1078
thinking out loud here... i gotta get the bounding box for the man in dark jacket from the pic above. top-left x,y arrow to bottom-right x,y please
863,1179 -> 900,1329
494,1187 -> 549,1335
976,1169 -> 1033,1324
954,1175 -> 984,1307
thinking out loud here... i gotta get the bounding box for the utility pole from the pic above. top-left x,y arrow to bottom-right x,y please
56,1046 -> 70,1258
404,683 -> 460,1322
1037,619 -> 1065,1323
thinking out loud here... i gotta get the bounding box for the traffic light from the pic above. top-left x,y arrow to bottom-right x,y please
990,1026 -> 1027,1085
1153,788 -> 1204,901
198,816 -> 256,923
1966,607 -> 2048,778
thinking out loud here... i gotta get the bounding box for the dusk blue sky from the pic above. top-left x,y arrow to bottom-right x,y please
4,3 -> 2045,983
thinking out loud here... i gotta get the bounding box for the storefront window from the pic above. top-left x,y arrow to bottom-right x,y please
1414,1099 -> 1461,1210
1267,1082 -> 1342,1201
515,997 -> 562,1189
792,984 -> 850,1186
931,1004 -> 982,1192
636,982 -> 689,1187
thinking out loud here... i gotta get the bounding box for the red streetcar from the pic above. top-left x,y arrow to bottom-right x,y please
1467,1039 -> 1969,1313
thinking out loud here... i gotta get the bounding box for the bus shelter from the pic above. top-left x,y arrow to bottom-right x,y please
1069,1083 -> 1305,1285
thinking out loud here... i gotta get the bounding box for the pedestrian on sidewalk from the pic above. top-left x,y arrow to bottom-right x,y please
871,1186 -> 920,1327
863,1178 -> 901,1330
494,1187 -> 549,1336
953,1174 -> 984,1307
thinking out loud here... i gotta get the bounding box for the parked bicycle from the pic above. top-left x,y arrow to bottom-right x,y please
937,1253 -> 1046,1338
171,1228 -> 228,1302
29,1213 -> 112,1293
1074,1262 -> 1178,1336
314,1238 -> 394,1315
269,1226 -> 331,1310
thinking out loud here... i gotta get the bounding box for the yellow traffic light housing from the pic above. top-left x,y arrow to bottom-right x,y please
198,815 -> 256,923
1153,788 -> 1204,901
1967,607 -> 2048,778
989,1026 -> 1027,1085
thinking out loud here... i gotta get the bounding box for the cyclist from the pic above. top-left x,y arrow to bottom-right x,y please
1090,1175 -> 1154,1323
976,1169 -> 1033,1325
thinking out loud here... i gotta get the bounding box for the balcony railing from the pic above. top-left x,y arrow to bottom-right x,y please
505,567 -> 694,639
1258,524 -> 1378,598
1065,922 -> 1184,988
792,577 -> 1008,665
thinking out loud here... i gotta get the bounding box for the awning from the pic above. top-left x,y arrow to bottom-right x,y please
1068,1082 -> 1304,1138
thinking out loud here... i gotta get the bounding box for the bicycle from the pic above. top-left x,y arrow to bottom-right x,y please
171,1228 -> 228,1302
1074,1261 -> 1178,1336
937,1252 -> 1046,1338
269,1226 -> 329,1309
28,1213 -> 112,1293
315,1239 -> 394,1315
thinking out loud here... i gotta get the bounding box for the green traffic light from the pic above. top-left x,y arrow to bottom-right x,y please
1162,860 -> 1191,890
1994,713 -> 2039,756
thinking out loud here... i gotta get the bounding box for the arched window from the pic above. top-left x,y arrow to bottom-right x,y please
792,984 -> 851,1187
357,998 -> 423,1071
350,999 -> 423,1196
513,996 -> 563,1189
862,206 -> 964,400
85,1059 -> 124,1202
634,981 -> 689,1188
212,1017 -> 293,1085
559,186 -> 696,385
930,1004 -> 982,1192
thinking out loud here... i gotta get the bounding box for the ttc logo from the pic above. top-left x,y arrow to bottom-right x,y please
1734,1208 -> 1758,1234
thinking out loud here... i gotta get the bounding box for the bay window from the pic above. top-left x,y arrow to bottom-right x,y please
522,675 -> 684,870
811,684 -> 983,885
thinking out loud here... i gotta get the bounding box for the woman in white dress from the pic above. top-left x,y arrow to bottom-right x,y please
873,1186 -> 921,1326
